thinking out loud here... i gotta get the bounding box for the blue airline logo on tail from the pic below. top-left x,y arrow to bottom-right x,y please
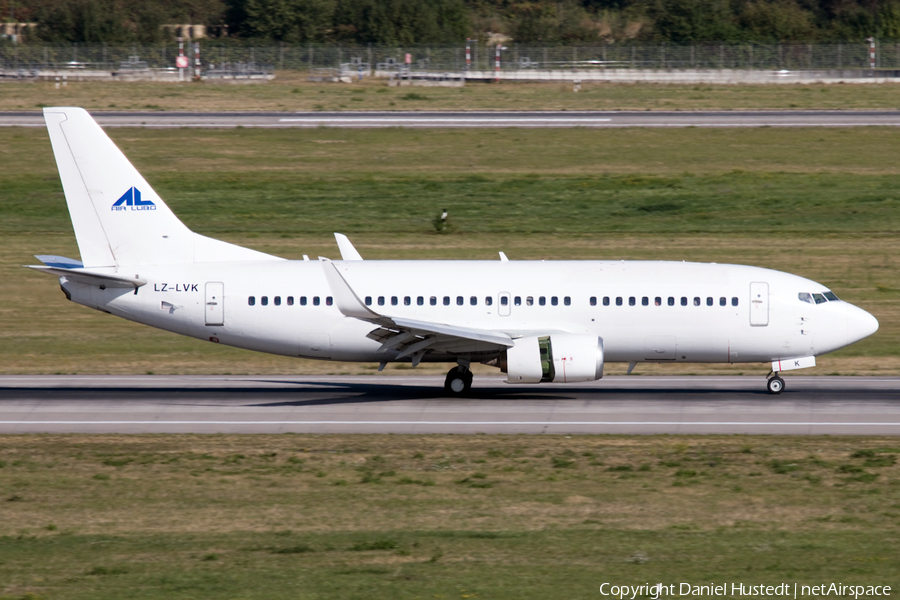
111,187 -> 156,211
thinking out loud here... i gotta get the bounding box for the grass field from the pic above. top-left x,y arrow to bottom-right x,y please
3,72 -> 900,113
1,125 -> 898,375
0,434 -> 897,599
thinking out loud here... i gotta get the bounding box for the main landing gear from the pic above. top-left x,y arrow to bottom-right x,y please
766,375 -> 785,395
444,365 -> 473,396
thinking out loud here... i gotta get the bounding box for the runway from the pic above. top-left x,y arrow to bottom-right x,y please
0,375 -> 898,435
4,110 -> 900,128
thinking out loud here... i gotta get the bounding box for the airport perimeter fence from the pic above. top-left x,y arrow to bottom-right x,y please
3,42 -> 900,73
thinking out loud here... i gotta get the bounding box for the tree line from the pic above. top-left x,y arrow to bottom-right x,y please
8,0 -> 900,45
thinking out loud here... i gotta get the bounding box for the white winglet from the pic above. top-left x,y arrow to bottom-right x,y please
319,259 -> 379,320
335,233 -> 363,261
499,252 -> 509,262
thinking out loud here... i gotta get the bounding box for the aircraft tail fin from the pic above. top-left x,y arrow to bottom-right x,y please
43,107 -> 280,267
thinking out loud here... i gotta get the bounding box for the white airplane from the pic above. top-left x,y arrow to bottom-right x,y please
30,107 -> 879,395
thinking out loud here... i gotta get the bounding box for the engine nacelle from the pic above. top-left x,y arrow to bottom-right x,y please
504,333 -> 604,384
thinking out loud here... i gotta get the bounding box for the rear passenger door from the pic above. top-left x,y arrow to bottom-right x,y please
205,282 -> 224,326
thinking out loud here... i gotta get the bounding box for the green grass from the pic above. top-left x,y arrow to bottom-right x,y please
0,434 -> 898,599
1,126 -> 898,374
5,73 -> 900,112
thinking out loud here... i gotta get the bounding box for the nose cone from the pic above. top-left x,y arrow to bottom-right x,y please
848,305 -> 879,343
815,302 -> 879,355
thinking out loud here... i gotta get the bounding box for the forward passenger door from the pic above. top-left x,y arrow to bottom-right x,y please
749,282 -> 768,326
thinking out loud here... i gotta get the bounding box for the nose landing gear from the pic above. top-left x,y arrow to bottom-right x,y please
766,375 -> 785,394
444,365 -> 473,396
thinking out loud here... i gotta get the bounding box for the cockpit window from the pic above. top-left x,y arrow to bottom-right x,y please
812,293 -> 827,304
823,291 -> 839,301
798,292 -> 813,304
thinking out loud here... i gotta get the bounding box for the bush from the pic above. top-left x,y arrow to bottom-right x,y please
768,460 -> 799,474
349,539 -> 398,551
272,544 -> 314,554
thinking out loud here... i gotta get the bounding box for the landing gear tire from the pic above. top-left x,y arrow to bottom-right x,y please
444,367 -> 473,396
767,376 -> 785,395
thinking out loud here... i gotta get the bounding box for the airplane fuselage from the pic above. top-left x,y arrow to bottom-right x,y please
63,259 -> 876,367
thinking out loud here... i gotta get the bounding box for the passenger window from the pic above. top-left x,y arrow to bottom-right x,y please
404,296 -> 411,306
485,296 -> 493,306
693,297 -> 700,306
365,296 -> 372,306
706,297 -> 712,306
391,296 -> 398,306
551,297 -> 559,306
642,297 -> 649,306
248,296 -> 255,306
731,297 -> 739,306
628,297 -> 636,306
668,297 -> 675,306
287,296 -> 294,306
457,296 -> 464,306
470,296 -> 477,306
798,292 -> 813,304
564,297 -> 571,306
823,291 -> 839,301
526,296 -> 533,306
430,296 -> 437,306
500,296 -> 508,306
654,297 -> 661,306
313,296 -> 320,306
813,293 -> 827,304
261,296 -> 268,306
514,296 -> 522,306
417,296 -> 424,306
300,296 -> 307,306
603,297 -> 610,306
681,297 -> 688,306
616,297 -> 623,306
326,297 -> 333,306
443,296 -> 450,306
719,297 -> 726,306
378,296 -> 385,306
274,296 -> 281,306
590,296 -> 596,306
540,296 -> 547,306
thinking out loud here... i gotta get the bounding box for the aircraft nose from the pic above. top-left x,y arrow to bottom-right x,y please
847,304 -> 879,343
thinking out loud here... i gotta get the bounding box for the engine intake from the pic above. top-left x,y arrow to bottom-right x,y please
504,333 -> 604,384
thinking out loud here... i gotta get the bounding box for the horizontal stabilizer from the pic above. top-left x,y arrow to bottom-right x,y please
34,255 -> 84,269
26,265 -> 146,289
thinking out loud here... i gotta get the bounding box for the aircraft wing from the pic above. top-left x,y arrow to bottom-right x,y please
321,259 -> 513,364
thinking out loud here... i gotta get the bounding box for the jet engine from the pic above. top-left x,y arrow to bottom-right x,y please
503,334 -> 604,384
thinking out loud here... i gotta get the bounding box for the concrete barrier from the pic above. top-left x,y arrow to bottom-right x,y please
461,68 -> 900,84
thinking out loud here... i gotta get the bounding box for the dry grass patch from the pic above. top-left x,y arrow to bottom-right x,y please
0,434 -> 898,599
7,74 -> 900,112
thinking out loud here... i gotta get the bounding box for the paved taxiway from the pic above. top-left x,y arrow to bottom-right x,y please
4,110 -> 900,128
0,375 -> 897,435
